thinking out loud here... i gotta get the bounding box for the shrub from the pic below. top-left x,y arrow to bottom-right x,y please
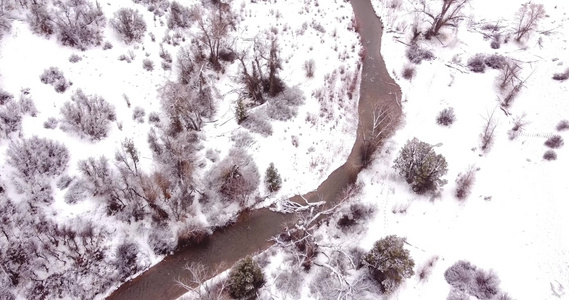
148,112 -> 160,124
484,54 -> 506,69
7,136 -> 70,180
69,54 -> 82,63
556,120 -> 569,131
436,107 -> 455,126
406,44 -> 434,64
468,54 -> 486,73
393,138 -> 448,194
444,260 -> 500,300
231,130 -> 254,148
110,8 -> 147,44
143,59 -> 154,71
40,67 -> 65,85
265,163 -> 282,192
417,256 -> 439,282
241,111 -> 273,137
60,89 -> 116,141
552,69 -> 569,81
544,135 -> 564,149
133,106 -> 146,123
543,150 -> 557,161
267,86 -> 305,121
54,0 -> 106,50
28,3 -> 55,37
0,101 -> 22,137
455,166 -> 476,200
228,256 -> 265,299
114,242 -> 140,281
44,117 -> 59,129
364,235 -> 415,293
103,41 -> 113,50
304,59 -> 315,78
402,65 -> 416,80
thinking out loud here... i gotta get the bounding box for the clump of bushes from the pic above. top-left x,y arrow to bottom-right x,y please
444,260 -> 501,300
393,138 -> 448,194
552,68 -> 569,81
240,110 -> 273,137
364,235 -> 415,293
484,54 -> 506,69
266,86 -> 305,121
40,67 -> 71,93
53,0 -> 107,50
228,256 -> 265,299
110,8 -> 147,44
544,135 -> 564,149
406,44 -> 434,64
436,107 -> 455,126
468,54 -> 486,73
60,89 -> 116,141
7,136 -> 70,180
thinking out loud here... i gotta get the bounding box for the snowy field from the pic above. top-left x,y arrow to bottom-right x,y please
252,0 -> 569,299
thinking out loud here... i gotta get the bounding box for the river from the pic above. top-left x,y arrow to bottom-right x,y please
107,0 -> 401,299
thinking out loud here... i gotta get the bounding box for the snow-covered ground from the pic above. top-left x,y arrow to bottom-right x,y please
0,0 -> 361,298
253,0 -> 569,299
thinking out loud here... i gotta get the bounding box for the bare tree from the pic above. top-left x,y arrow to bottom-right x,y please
420,0 -> 470,39
514,2 -> 545,42
361,105 -> 393,167
176,262 -> 228,300
195,2 -> 236,70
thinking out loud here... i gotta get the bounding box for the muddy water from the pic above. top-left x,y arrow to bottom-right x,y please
107,0 -> 401,299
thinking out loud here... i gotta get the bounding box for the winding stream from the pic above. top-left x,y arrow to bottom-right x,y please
107,0 -> 401,299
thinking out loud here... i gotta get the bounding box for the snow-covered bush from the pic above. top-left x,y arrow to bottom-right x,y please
43,117 -> 59,129
69,53 -> 82,63
417,256 -> 439,282
7,136 -> 69,180
40,66 -> 65,84
304,58 -> 315,78
60,89 -> 116,141
142,58 -> 154,71
267,86 -> 305,121
148,111 -> 161,124
556,120 -> 569,131
205,147 -> 260,205
103,41 -> 113,50
0,89 -> 13,105
148,227 -> 176,255
53,0 -> 106,50
228,256 -> 265,299
544,135 -> 564,149
27,3 -> 55,37
0,11 -> 12,39
336,202 -> 374,230
455,166 -> 476,200
552,69 -> 569,81
393,138 -> 448,194
0,101 -> 22,137
364,235 -> 415,293
241,110 -> 273,137
484,54 -> 506,70
167,1 -> 194,29
114,242 -> 141,281
133,106 -> 146,123
444,260 -> 501,300
264,162 -> 282,192
406,44 -> 434,64
468,54 -> 486,73
402,65 -> 416,80
436,107 -> 455,126
160,81 -> 214,133
231,130 -> 254,148
110,8 -> 147,44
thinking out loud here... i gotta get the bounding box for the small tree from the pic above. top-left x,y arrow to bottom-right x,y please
60,89 -> 116,141
393,138 -> 448,194
364,235 -> 415,294
420,0 -> 470,39
228,256 -> 265,299
265,163 -> 282,192
110,8 -> 147,44
235,99 -> 247,124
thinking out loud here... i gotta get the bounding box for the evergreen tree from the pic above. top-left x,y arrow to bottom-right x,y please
235,99 -> 247,124
264,162 -> 282,192
228,256 -> 265,299
393,138 -> 448,194
364,235 -> 415,294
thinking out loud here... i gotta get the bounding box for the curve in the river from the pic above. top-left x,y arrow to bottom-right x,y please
107,0 -> 401,299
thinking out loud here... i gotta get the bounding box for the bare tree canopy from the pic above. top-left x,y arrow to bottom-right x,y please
419,0 -> 470,39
